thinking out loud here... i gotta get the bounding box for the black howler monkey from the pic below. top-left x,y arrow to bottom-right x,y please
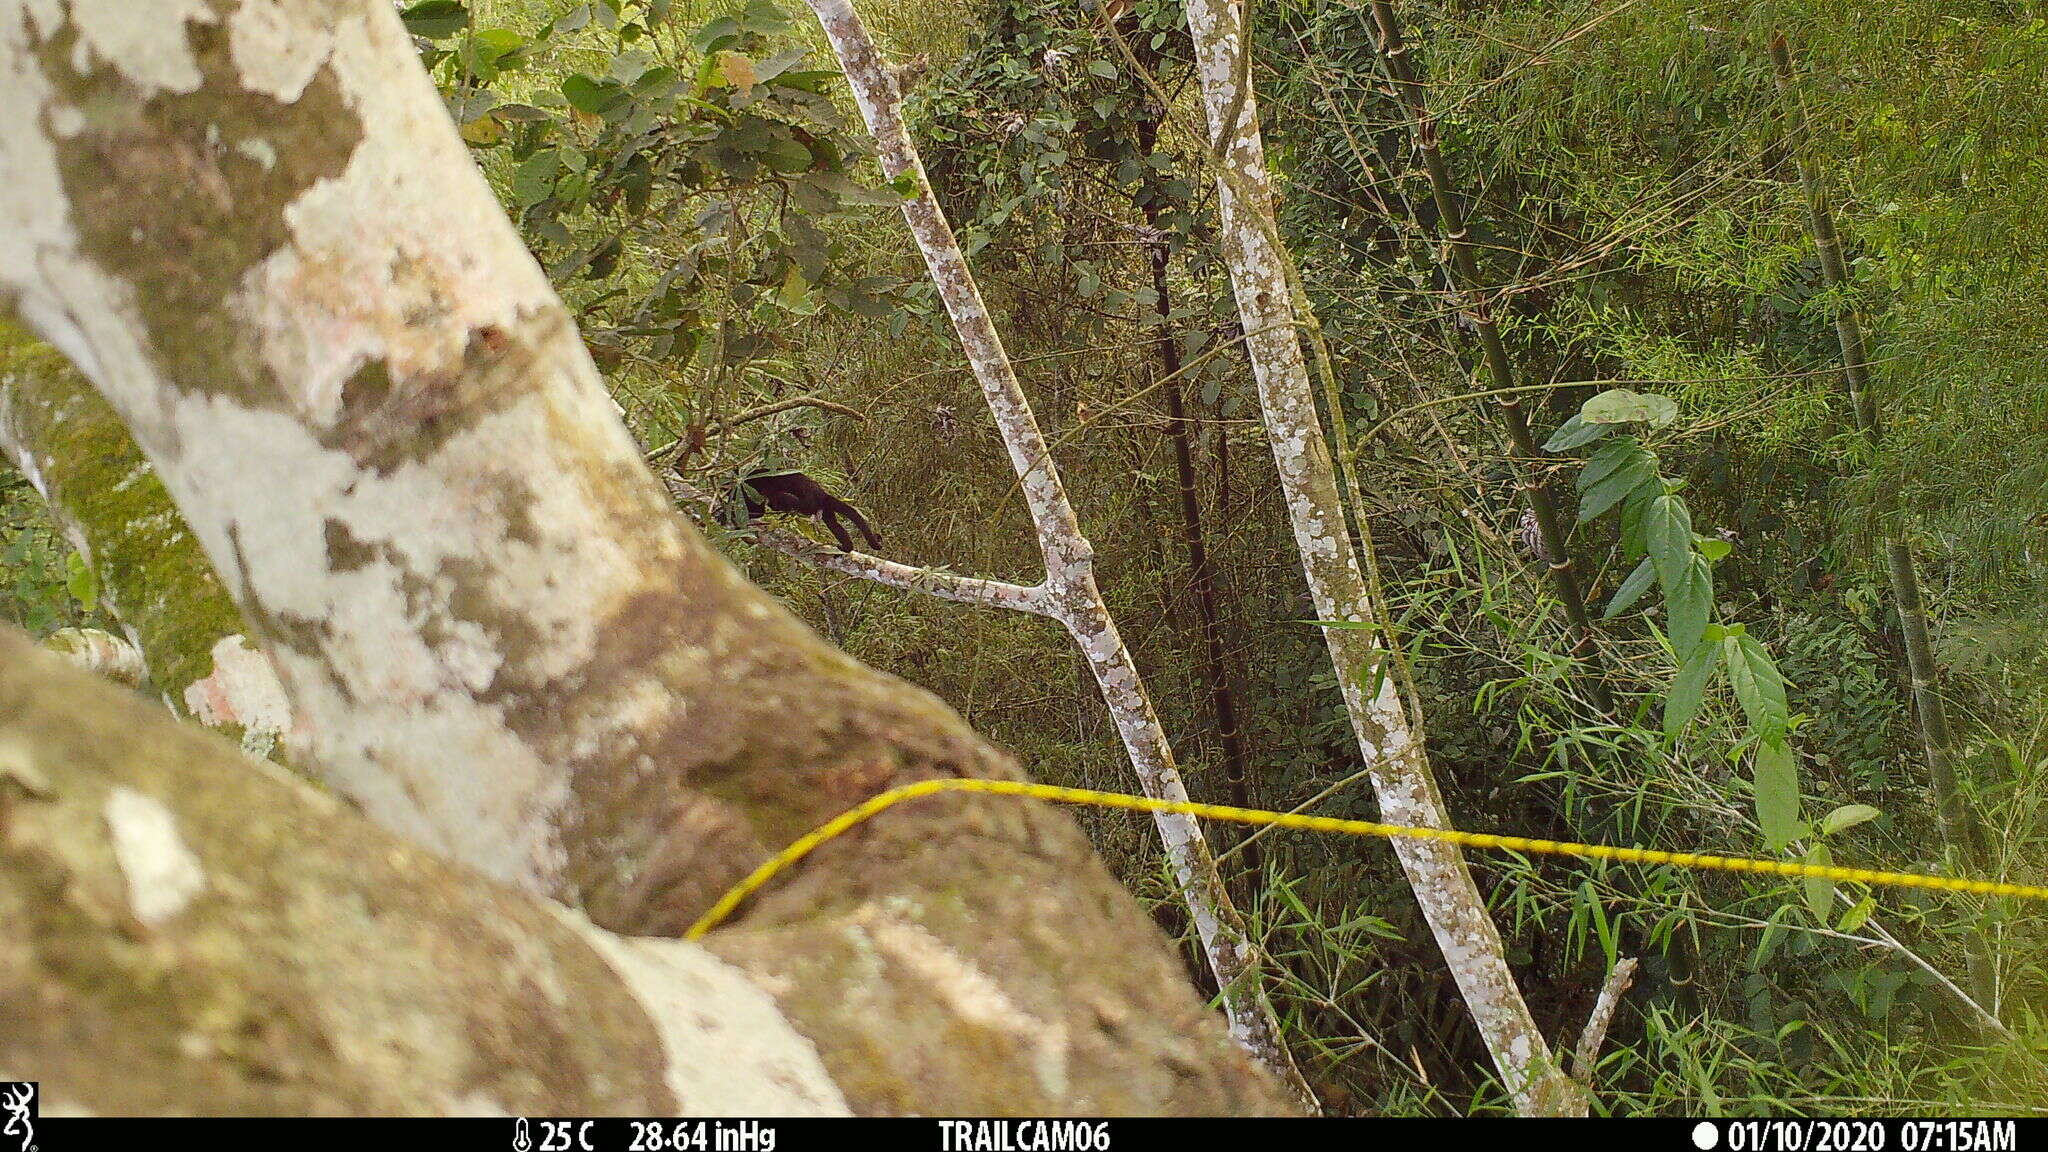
738,471 -> 881,553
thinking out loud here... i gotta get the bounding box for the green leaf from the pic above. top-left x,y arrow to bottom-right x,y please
1837,897 -> 1877,933
1819,803 -> 1882,837
472,26 -> 523,53
1753,738 -> 1803,852
1664,633 -> 1718,738
1581,387 -> 1680,427
1725,633 -> 1790,739
490,103 -> 554,122
1753,907 -> 1789,969
1666,555 -> 1712,658
1803,842 -> 1835,921
752,47 -> 810,85
1578,438 -> 1642,491
692,15 -> 741,52
1645,493 -> 1695,590
1543,414 -> 1613,451
511,150 -> 560,208
1087,59 -> 1119,79
401,0 -> 470,39
561,74 -> 628,115
1577,441 -> 1657,523
740,0 -> 793,35
64,551 -> 97,614
1604,556 -> 1657,618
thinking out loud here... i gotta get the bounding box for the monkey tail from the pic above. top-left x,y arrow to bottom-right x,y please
831,499 -> 882,550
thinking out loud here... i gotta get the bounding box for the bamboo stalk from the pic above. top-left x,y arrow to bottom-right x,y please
1770,31 -> 1996,1011
1368,0 -> 1613,714
1137,115 -> 1260,871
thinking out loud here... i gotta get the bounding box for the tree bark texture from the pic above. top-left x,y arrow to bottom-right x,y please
801,0 -> 1308,1099
1179,0 -> 1582,1115
0,0 -> 1286,1114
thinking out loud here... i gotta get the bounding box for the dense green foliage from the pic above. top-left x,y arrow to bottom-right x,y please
7,0 -> 2048,1116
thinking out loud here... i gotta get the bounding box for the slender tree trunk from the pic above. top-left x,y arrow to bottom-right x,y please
1180,0 -> 1583,1115
1135,114 -> 1258,866
1770,32 -> 1997,1012
1368,0 -> 1612,714
802,0 -> 1311,1102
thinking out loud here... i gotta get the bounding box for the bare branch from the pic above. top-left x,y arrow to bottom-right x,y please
668,477 -> 1052,615
1571,957 -> 1638,1083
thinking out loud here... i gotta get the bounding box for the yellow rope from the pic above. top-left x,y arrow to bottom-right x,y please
684,777 -> 2048,939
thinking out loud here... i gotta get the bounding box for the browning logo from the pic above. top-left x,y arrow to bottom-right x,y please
0,1082 -> 33,1152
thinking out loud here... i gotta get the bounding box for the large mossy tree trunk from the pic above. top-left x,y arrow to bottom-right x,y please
0,628 -> 847,1117
0,330 -> 245,708
0,0 -> 1286,1115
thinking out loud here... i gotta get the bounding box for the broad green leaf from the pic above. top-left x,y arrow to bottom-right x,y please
1578,441 -> 1658,523
763,135 -> 814,173
1543,414 -> 1613,451
1579,438 -> 1644,492
1645,493 -> 1694,590
1664,633 -> 1718,738
1666,555 -> 1712,658
1581,387 -> 1680,427
1088,59 -> 1119,79
740,0 -> 793,35
752,47 -> 810,84
1803,842 -> 1834,920
401,0 -> 470,39
1604,556 -> 1656,618
1819,803 -> 1882,837
472,27 -> 523,53
561,74 -> 627,116
1725,633 -> 1790,739
692,15 -> 741,52
1753,738 -> 1803,851
511,150 -> 560,208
